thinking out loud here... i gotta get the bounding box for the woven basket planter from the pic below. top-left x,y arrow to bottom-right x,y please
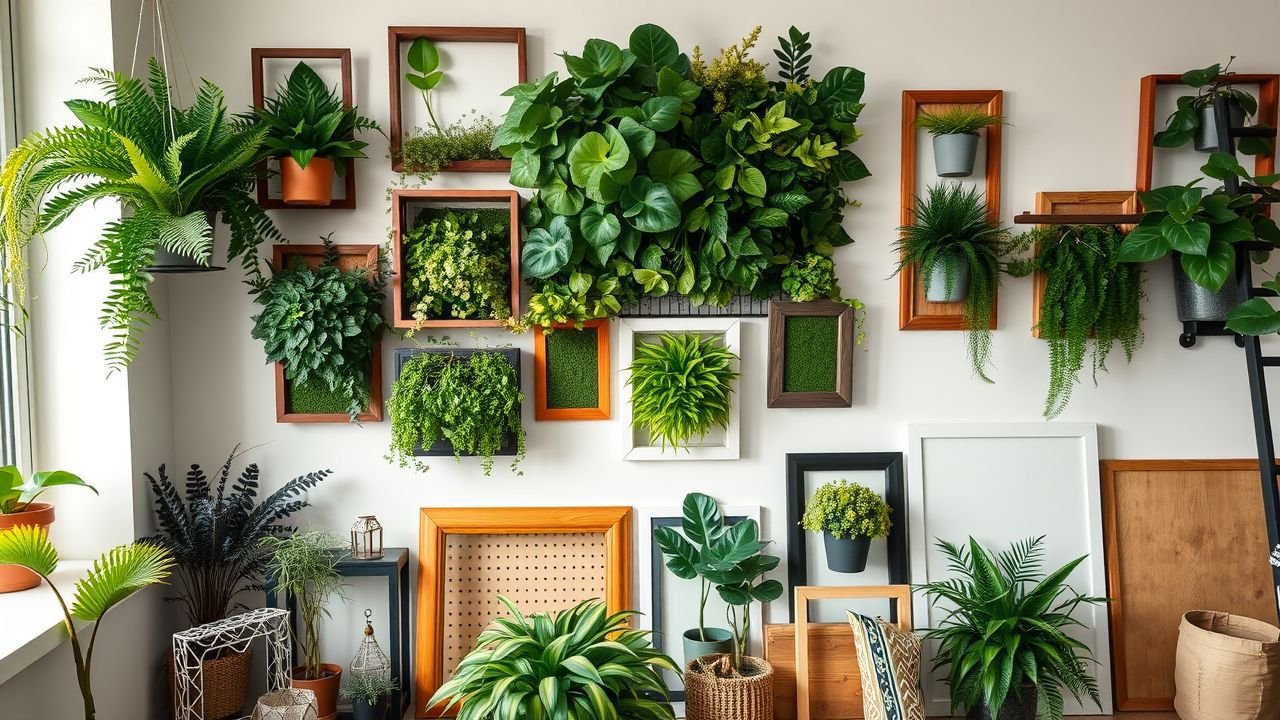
168,648 -> 252,719
684,654 -> 774,720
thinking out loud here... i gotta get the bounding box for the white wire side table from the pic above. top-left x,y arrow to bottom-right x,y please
173,607 -> 292,720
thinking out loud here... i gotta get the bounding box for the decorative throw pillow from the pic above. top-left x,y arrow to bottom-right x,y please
847,611 -> 926,720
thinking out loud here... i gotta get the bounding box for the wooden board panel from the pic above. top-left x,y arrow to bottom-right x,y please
765,623 -> 862,720
1102,459 -> 1278,711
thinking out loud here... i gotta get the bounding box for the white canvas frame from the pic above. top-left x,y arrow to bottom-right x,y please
907,422 -> 1111,716
618,318 -> 741,461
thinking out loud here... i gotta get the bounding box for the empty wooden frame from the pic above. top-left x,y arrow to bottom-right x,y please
251,48 -> 356,209
899,90 -> 1003,330
270,244 -> 382,423
533,319 -> 611,421
765,623 -> 862,720
793,585 -> 913,720
416,507 -> 632,718
387,26 -> 527,173
768,301 -> 853,408
389,189 -> 521,329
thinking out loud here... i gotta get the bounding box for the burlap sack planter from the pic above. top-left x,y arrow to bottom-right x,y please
1174,610 -> 1280,720
683,654 -> 773,720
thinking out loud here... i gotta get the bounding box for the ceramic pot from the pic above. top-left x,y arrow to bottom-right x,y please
0,503 -> 54,593
823,532 -> 871,573
1172,255 -> 1237,322
933,132 -> 980,177
351,697 -> 388,720
966,683 -> 1038,720
291,664 -> 342,720
925,255 -> 970,302
682,627 -> 735,665
1195,101 -> 1246,153
281,156 -> 335,206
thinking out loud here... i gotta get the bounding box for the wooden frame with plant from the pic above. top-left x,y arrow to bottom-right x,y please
915,106 -> 1003,136
1152,58 -> 1270,153
627,332 -> 738,453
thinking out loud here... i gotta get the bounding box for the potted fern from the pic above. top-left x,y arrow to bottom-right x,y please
799,479 -> 891,573
916,106 -> 1003,177
0,467 -> 97,593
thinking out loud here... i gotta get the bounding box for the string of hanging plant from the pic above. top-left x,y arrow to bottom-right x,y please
1007,224 -> 1144,419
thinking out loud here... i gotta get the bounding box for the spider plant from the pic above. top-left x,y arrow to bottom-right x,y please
627,333 -> 738,452
260,530 -> 347,681
256,61 -> 381,174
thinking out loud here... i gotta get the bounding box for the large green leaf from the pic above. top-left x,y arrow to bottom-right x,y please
1138,186 -> 1187,212
703,520 -> 763,570
1181,63 -> 1222,87
738,165 -> 766,198
623,181 -> 680,233
616,117 -> 655,159
830,151 -> 871,182
543,172 -> 586,216
681,492 -> 724,547
71,542 -> 173,621
580,204 -> 620,265
569,127 -> 630,188
509,148 -> 542,188
0,467 -> 20,506
817,67 -> 865,104
648,148 -> 702,203
638,97 -> 682,133
0,524 -> 58,578
523,216 -> 574,278
1180,239 -> 1235,291
407,38 -> 441,73
629,24 -> 679,67
17,470 -> 97,505
1160,215 -> 1211,255
653,526 -> 699,579
1227,298 -> 1280,335
1114,224 -> 1170,263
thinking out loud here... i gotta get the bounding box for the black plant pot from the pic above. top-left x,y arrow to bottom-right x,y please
966,684 -> 1038,720
352,697 -> 389,720
823,532 -> 871,573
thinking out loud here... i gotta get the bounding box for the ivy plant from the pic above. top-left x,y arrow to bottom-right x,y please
628,332 -> 738,452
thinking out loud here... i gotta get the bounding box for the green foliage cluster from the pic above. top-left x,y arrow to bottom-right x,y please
495,24 -> 870,328
1154,58 -> 1271,155
400,115 -> 502,180
341,674 -> 399,704
402,209 -> 512,323
917,537 -> 1105,720
387,351 -> 525,475
799,479 -> 891,539
545,327 -> 599,408
783,316 -> 837,392
430,596 -> 679,720
628,333 -> 738,451
257,61 -> 380,172
915,106 -> 1004,136
289,377 -> 359,415
780,253 -> 838,302
893,183 -> 1011,381
1008,225 -> 1144,419
0,467 -> 96,514
261,531 -> 347,681
251,237 -> 387,420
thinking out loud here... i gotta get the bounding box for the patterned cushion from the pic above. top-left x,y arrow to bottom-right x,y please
847,611 -> 925,720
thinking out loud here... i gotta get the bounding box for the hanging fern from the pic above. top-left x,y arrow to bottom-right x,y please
1007,225 -> 1145,419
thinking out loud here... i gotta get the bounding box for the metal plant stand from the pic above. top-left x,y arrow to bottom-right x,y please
172,607 -> 292,720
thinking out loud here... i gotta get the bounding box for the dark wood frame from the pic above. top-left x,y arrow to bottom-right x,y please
785,452 -> 909,621
768,301 -> 853,408
251,48 -> 357,210
387,26 -> 527,173
533,319 -> 611,421
389,189 -> 521,329
899,90 -> 1003,330
271,243 -> 383,423
392,348 -> 521,457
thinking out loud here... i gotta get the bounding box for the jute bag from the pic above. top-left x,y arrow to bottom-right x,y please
683,654 -> 773,720
1174,610 -> 1280,720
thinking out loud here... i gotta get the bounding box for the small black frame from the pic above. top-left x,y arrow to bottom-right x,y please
392,347 -> 521,457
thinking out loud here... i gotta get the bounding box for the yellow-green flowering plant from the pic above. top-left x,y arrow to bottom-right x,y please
800,479 -> 891,539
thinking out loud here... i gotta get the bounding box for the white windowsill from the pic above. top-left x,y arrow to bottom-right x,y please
0,561 -> 91,685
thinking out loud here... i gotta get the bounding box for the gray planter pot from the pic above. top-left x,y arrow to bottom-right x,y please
933,132 -> 980,177
682,627 -> 734,665
823,532 -> 871,573
967,683 -> 1037,720
925,256 -> 970,302
1172,256 -> 1237,322
352,697 -> 389,720
1194,101 -> 1246,153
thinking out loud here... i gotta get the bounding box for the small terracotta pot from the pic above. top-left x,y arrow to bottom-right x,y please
0,503 -> 54,593
291,664 -> 342,720
280,156 -> 335,206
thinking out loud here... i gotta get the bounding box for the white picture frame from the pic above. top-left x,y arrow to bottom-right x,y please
618,318 -> 741,461
907,422 -> 1111,716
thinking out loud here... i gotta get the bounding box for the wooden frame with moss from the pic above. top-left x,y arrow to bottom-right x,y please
768,301 -> 853,408
271,244 -> 383,423
533,319 -> 610,420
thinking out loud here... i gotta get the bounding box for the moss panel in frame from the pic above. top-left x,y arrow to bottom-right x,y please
783,315 -> 839,393
545,326 -> 601,409
288,376 -> 367,415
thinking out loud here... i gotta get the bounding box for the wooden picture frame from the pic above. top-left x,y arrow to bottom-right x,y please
768,301 -> 853,408
899,90 -> 1003,331
387,26 -> 527,173
251,48 -> 357,210
793,585 -> 912,720
415,506 -> 632,718
533,319 -> 610,421
270,243 -> 383,423
392,347 -> 521,458
389,189 -> 521,329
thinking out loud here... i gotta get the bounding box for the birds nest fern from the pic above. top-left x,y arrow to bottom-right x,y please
628,332 -> 739,451
1007,225 -> 1144,419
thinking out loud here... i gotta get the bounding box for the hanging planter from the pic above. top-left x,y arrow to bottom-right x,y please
925,253 -> 971,302
916,106 -> 1003,178
800,479 -> 891,574
1194,101 -> 1246,152
933,133 -> 981,178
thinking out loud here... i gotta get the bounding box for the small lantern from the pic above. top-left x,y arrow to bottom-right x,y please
349,609 -> 392,680
350,515 -> 383,560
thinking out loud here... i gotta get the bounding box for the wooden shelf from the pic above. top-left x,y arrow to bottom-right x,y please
1014,213 -> 1145,225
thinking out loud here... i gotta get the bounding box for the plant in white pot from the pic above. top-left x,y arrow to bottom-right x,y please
0,467 -> 96,593
800,479 -> 891,573
916,106 -> 1003,178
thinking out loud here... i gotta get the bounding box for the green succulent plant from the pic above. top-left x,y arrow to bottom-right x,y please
257,61 -> 380,173
915,106 -> 1004,136
627,333 -> 738,452
799,479 -> 891,540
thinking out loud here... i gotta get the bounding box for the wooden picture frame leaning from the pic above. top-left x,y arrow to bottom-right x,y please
768,301 -> 853,408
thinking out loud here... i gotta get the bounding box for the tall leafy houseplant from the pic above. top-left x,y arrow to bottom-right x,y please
399,38 -> 502,179
0,525 -> 173,720
0,467 -> 96,593
628,333 -> 738,452
654,493 -> 738,660
0,59 -> 282,371
1154,58 -> 1270,154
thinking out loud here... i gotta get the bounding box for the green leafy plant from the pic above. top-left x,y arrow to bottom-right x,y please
653,492 -> 782,668
406,38 -> 446,135
1154,58 -> 1270,155
402,209 -> 512,323
0,467 -> 96,513
799,479 -> 891,540
628,333 -> 738,451
257,61 -> 380,173
773,26 -> 812,83
341,674 -> 399,704
429,596 -> 679,720
893,183 -> 1011,381
1008,225 -> 1145,419
915,106 -> 1004,136
780,253 -> 867,344
0,525 -> 173,720
261,531 -> 347,681
251,236 -> 388,419
0,59 -> 282,371
916,536 -> 1105,720
387,350 -> 525,475
399,38 -> 501,177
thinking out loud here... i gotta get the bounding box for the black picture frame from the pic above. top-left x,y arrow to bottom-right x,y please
392,347 -> 522,456
785,451 -> 909,621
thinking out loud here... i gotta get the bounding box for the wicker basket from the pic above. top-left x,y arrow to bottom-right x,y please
684,654 -> 774,720
167,648 -> 253,719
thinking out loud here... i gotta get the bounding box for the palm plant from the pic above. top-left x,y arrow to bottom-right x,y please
256,61 -> 380,174
429,596 -> 679,720
0,58 -> 281,371
916,536 -> 1105,720
261,530 -> 347,681
0,525 -> 173,720
628,333 -> 738,451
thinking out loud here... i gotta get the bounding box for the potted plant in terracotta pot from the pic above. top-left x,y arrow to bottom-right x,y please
1154,58 -> 1266,154
916,106 -> 1003,177
0,466 -> 96,593
341,674 -> 398,720
256,61 -> 380,206
262,530 -> 349,720
800,479 -> 891,573
654,492 -> 740,664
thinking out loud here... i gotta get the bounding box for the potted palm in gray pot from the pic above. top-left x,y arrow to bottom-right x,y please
916,106 -> 1003,178
799,479 -> 891,573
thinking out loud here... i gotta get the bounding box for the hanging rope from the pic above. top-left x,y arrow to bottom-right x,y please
128,0 -> 195,143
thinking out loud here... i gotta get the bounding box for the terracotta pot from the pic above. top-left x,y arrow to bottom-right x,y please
0,503 -> 54,593
280,156 -> 335,206
167,648 -> 253,720
291,664 -> 342,720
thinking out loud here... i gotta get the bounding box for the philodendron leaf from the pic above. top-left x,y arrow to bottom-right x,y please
1160,215 -> 1211,255
1227,298 -> 1280,336
1181,63 -> 1222,88
638,96 -> 682,133
624,181 -> 680,233
648,148 -> 702,203
653,526 -> 699,579
569,126 -> 630,188
1138,186 -> 1188,212
1201,151 -> 1251,182
1180,239 -> 1234,291
580,204 -> 621,265
628,24 -> 679,67
509,148 -> 541,188
1115,223 -> 1171,263
523,216 -> 573,278
543,172 -> 585,216
407,37 -> 440,73
616,117 -> 655,158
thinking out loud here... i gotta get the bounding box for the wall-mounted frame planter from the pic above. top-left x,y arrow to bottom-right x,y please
392,347 -> 521,456
767,301 -> 853,408
387,26 -> 527,173
618,317 -> 741,461
533,319 -> 610,421
389,189 -> 520,329
271,243 -> 383,423
899,90 -> 1003,330
251,48 -> 356,210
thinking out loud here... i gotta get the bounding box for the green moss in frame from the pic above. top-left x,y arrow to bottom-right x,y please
783,315 -> 839,393
288,376 -> 368,415
545,327 -> 600,409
